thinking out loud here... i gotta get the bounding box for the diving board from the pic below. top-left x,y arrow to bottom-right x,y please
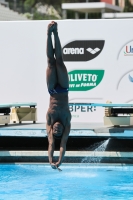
0,102 -> 37,108
69,103 -> 133,107
0,102 -> 37,125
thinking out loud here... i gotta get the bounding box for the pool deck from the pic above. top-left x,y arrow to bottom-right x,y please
0,122 -> 133,138
0,150 -> 132,163
0,122 -> 133,163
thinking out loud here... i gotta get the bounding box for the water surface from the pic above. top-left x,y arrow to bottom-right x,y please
0,164 -> 133,200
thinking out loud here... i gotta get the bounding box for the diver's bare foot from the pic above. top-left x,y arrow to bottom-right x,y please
47,21 -> 54,35
53,22 -> 58,34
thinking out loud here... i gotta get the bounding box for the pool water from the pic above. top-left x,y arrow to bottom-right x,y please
0,164 -> 133,200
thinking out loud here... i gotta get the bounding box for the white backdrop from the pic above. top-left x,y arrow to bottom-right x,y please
0,19 -> 133,123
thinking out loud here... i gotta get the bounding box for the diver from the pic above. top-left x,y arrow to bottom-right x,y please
46,21 -> 71,169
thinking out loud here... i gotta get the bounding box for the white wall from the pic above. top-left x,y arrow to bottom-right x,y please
0,19 -> 133,123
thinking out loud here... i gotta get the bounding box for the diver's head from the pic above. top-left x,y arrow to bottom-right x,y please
53,122 -> 64,137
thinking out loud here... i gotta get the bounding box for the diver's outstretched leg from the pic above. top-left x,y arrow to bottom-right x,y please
46,21 -> 57,91
53,22 -> 69,89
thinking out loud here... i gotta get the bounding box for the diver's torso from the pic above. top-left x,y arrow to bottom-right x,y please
47,93 -> 71,127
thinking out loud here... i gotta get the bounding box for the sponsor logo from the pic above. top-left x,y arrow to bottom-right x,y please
69,105 -> 96,112
86,47 -> 100,54
62,40 -> 105,61
117,70 -> 133,89
117,40 -> 133,59
68,70 -> 104,91
124,45 -> 133,56
63,48 -> 84,55
129,74 -> 133,82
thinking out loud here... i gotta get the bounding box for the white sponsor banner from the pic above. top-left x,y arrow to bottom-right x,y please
0,19 -> 133,123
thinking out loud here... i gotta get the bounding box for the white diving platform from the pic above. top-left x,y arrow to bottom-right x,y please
0,102 -> 37,125
0,102 -> 132,138
70,103 -> 133,126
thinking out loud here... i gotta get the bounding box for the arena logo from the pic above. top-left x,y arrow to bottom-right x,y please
68,69 -> 104,91
62,40 -> 105,62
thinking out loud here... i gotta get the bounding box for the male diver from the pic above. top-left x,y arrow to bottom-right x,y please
46,21 -> 71,169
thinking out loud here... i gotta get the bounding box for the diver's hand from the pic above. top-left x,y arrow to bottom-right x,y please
50,162 -> 62,171
55,161 -> 61,168
55,162 -> 62,171
50,162 -> 57,169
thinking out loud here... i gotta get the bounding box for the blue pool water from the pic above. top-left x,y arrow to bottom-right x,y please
0,164 -> 133,200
